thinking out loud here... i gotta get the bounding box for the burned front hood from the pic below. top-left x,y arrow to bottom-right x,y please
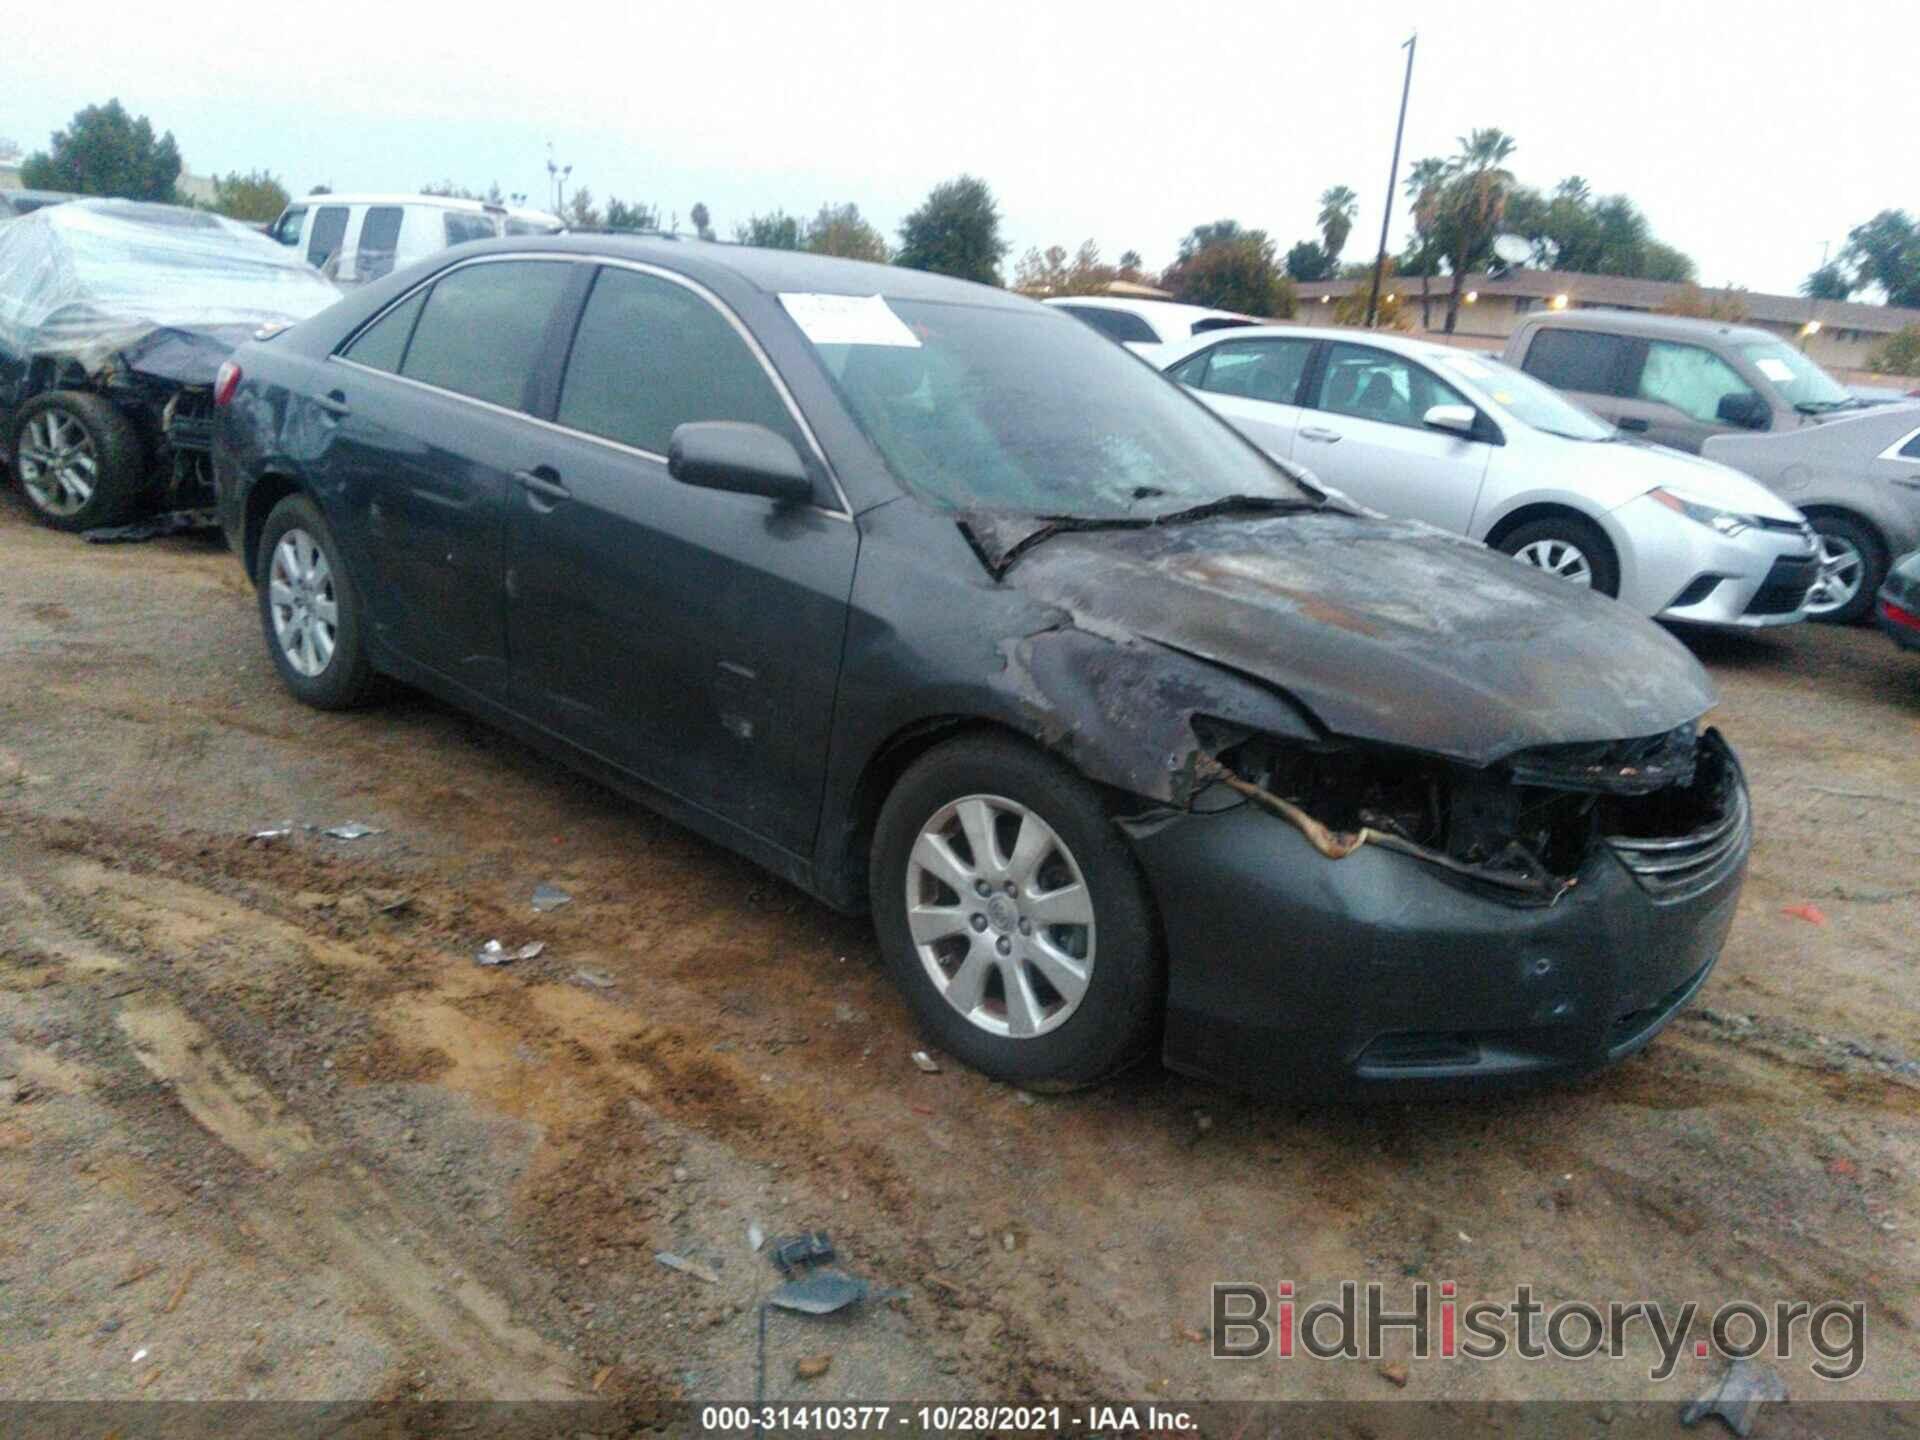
994,511 -> 1716,766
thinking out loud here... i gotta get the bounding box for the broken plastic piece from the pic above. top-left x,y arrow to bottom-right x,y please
83,510 -> 217,544
474,940 -> 544,967
654,1251 -> 720,1285
911,1050 -> 941,1073
249,826 -> 293,843
572,968 -> 614,989
323,822 -> 380,841
768,1272 -> 868,1316
1681,1358 -> 1788,1436
748,1221 -> 765,1253
531,883 -> 572,912
1782,903 -> 1827,926
770,1231 -> 836,1276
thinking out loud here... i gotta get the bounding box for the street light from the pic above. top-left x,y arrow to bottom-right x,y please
1363,33 -> 1417,329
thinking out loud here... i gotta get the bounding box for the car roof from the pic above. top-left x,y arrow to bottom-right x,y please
1157,323 -> 1493,368
1043,295 -> 1257,325
285,193 -> 501,214
1515,308 -> 1780,346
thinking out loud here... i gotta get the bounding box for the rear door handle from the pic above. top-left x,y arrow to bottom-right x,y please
1299,426 -> 1342,444
1617,417 -> 1650,433
315,390 -> 351,418
514,467 -> 570,505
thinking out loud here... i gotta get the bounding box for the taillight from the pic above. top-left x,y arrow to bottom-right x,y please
1882,598 -> 1920,634
213,359 -> 242,407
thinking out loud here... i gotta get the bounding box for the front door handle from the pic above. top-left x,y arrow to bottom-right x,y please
1617,416 -> 1650,433
1299,426 -> 1343,444
514,467 -> 571,505
315,390 -> 351,418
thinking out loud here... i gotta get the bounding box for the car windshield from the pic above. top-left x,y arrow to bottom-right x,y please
796,297 -> 1315,518
1735,340 -> 1856,411
1431,349 -> 1614,441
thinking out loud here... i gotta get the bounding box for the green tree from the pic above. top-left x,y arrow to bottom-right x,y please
735,210 -> 803,249
1012,240 -> 1115,297
604,197 -> 658,231
211,169 -> 290,224
895,175 -> 1008,285
1317,185 -> 1358,268
1868,325 -> 1920,376
1802,262 -> 1854,300
1504,176 -> 1696,283
1284,240 -> 1333,282
1432,129 -> 1518,333
308,184 -> 333,196
421,179 -> 480,199
1160,221 -> 1291,316
1840,210 -> 1920,308
20,99 -> 182,202
1116,249 -> 1146,283
805,203 -> 889,262
690,202 -> 714,240
564,187 -> 602,229
1402,156 -> 1451,329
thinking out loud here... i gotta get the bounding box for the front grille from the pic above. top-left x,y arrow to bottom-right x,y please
1605,738 -> 1748,902
163,388 -> 215,454
1744,553 -> 1818,617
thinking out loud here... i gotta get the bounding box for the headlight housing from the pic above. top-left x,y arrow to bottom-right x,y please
1649,486 -> 1760,537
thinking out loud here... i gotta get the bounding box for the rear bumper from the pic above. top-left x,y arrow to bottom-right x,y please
1132,737 -> 1750,1098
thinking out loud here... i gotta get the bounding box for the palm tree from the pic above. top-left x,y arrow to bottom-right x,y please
1403,157 -> 1449,330
1438,128 -> 1517,333
1317,185 -> 1359,268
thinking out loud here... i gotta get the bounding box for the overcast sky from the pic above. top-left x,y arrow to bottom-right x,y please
6,0 -> 1911,294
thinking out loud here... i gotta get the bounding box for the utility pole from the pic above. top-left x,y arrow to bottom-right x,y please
1364,33 -> 1417,329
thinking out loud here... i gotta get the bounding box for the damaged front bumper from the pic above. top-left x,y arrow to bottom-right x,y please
1131,730 -> 1749,1096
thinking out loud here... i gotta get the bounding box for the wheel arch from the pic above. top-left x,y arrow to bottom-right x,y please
241,470 -> 308,582
1797,502 -> 1890,562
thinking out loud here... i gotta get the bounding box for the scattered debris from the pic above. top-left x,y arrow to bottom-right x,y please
794,1353 -> 833,1382
747,1222 -> 765,1253
1193,1111 -> 1214,1135
1378,1362 -> 1409,1388
572,968 -> 615,989
474,940 -> 544,967
1782,903 -> 1827,926
115,1262 -> 161,1290
368,891 -> 412,915
1681,1358 -> 1789,1436
322,822 -> 380,841
911,1050 -> 941,1074
130,1348 -> 149,1365
161,1266 -> 197,1315
591,1364 -> 614,1393
769,1272 -> 869,1315
771,1232 -> 835,1276
1179,1326 -> 1206,1344
531,882 -> 572,912
248,825 -> 293,843
654,1251 -> 720,1285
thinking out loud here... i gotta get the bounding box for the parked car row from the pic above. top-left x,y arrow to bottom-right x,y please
203,236 -> 1756,1095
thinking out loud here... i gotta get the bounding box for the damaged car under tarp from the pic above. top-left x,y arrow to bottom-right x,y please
0,199 -> 340,532
215,238 -> 1752,1096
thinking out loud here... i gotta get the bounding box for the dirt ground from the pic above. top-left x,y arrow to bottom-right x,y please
0,492 -> 1915,1431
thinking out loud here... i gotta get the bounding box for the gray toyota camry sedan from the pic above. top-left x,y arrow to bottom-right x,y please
213,236 -> 1751,1096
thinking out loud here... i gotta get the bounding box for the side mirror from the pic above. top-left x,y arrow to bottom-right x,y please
1423,403 -> 1478,436
1716,391 -> 1770,430
667,421 -> 814,503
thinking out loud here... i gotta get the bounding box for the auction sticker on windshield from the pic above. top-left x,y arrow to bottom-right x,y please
1754,357 -> 1796,383
779,292 -> 921,347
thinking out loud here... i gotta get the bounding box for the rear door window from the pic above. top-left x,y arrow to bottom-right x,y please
342,289 -> 428,373
306,206 -> 350,271
400,260 -> 574,411
1190,338 -> 1313,405
1058,305 -> 1160,345
1518,328 -> 1633,396
557,266 -> 802,457
1636,341 -> 1758,424
356,206 -> 405,282
445,211 -> 497,246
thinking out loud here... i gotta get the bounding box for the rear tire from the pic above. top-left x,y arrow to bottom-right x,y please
256,493 -> 380,709
870,734 -> 1162,1089
1497,515 -> 1621,598
8,391 -> 146,532
1803,511 -> 1885,625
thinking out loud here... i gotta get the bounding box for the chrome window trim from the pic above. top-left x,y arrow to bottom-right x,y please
330,250 -> 854,521
1875,424 -> 1920,464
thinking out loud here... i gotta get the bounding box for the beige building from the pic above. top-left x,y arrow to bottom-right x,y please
1290,269 -> 1920,373
0,160 -> 217,206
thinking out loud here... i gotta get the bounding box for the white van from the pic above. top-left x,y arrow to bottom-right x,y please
265,194 -> 565,284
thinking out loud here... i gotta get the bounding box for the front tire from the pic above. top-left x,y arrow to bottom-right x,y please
870,734 -> 1162,1089
1498,515 -> 1621,598
1802,512 -> 1885,625
256,493 -> 379,709
9,391 -> 146,532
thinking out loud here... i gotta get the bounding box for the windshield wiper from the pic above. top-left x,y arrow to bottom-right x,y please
1145,493 -> 1328,526
961,493 -> 1326,579
1795,398 -> 1863,414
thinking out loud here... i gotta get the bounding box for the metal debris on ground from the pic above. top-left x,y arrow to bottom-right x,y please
654,1251 -> 720,1285
769,1272 -> 869,1316
910,1050 -> 941,1073
474,940 -> 545,967
572,968 -> 615,989
1681,1358 -> 1789,1436
770,1232 -> 835,1276
530,882 -> 572,912
82,509 -> 217,544
248,825 -> 293,843
747,1221 -> 765,1253
322,822 -> 380,841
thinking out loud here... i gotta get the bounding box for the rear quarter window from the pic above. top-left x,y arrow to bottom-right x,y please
1058,306 -> 1160,346
1519,328 -> 1634,397
445,211 -> 498,246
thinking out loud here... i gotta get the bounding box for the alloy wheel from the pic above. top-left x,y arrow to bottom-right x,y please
905,794 -> 1096,1039
15,410 -> 98,518
268,528 -> 340,678
1803,532 -> 1864,618
1513,538 -> 1594,587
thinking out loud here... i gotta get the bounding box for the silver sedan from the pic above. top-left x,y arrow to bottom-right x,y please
1161,326 -> 1819,627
